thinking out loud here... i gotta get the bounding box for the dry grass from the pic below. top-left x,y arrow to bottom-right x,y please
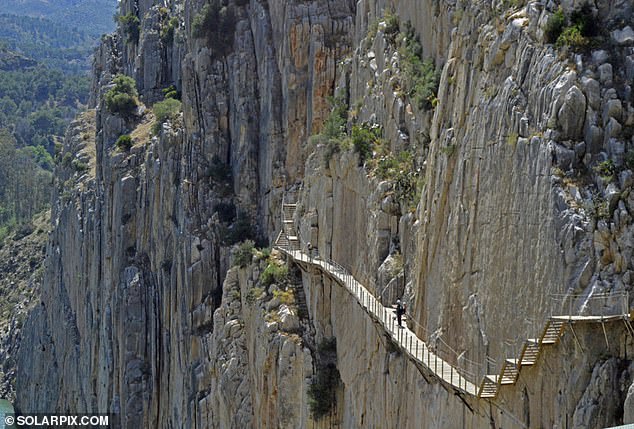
76,109 -> 97,178
130,112 -> 155,148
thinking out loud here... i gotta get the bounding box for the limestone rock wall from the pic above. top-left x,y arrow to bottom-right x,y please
413,0 -> 634,371
16,0 -> 356,426
13,0 -> 634,427
199,259 -> 313,429
296,0 -> 634,426
0,212 -> 49,401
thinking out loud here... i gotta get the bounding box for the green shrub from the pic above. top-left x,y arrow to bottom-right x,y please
307,338 -> 340,420
545,8 -> 566,43
246,286 -> 265,305
310,96 -> 349,166
272,288 -> 295,306
569,3 -> 598,38
375,151 -> 421,210
13,222 -> 34,241
399,23 -> 440,111
556,24 -> 589,48
115,134 -> 133,152
160,16 -> 179,44
61,152 -> 72,167
192,1 -> 237,58
118,13 -> 140,44
104,75 -> 139,118
233,239 -> 254,267
547,4 -> 598,48
351,124 -> 381,164
254,247 -> 271,261
594,159 -> 616,181
321,96 -> 348,140
152,98 -> 182,133
71,159 -> 88,173
383,11 -> 399,37
162,85 -> 180,100
260,261 -> 288,286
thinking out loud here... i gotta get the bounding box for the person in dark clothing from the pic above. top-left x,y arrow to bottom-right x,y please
396,299 -> 405,328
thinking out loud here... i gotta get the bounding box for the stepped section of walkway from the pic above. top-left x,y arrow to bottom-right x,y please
274,199 -> 633,399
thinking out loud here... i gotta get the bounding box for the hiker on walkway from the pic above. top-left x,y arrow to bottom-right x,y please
395,299 -> 405,328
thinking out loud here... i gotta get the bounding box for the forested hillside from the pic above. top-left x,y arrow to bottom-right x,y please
0,14 -> 96,73
0,0 -> 117,36
0,1 -> 115,240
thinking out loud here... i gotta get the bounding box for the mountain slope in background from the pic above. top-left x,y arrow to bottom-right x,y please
0,0 -> 117,37
0,46 -> 36,72
0,14 -> 96,74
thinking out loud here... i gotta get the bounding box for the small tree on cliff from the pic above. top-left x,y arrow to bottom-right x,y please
104,75 -> 139,118
191,1 -> 237,58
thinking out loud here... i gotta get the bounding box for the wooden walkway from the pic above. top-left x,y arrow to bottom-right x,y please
274,201 -> 633,399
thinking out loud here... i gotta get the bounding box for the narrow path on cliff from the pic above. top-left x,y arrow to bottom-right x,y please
274,199 -> 634,400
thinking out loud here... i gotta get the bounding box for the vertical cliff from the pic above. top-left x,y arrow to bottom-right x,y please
14,0 -> 634,427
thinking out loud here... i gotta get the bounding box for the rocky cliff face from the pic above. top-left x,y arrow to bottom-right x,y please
0,213 -> 49,401
14,0 -> 634,427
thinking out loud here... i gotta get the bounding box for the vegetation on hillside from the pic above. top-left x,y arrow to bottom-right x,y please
192,0 -> 238,58
0,0 -> 117,37
396,22 -> 440,111
0,131 -> 51,236
0,3 -> 110,242
545,4 -> 599,49
0,14 -> 97,74
310,96 -> 423,212
118,12 -> 140,45
152,97 -> 182,133
105,74 -> 139,118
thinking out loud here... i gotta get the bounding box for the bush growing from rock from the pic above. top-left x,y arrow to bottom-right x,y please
545,8 -> 566,43
152,98 -> 182,133
547,4 -> 598,49
71,159 -> 88,173
232,239 -> 254,267
351,123 -> 381,164
192,1 -> 237,58
104,75 -> 139,118
162,85 -> 180,100
383,11 -> 400,37
115,134 -> 133,152
594,159 -> 616,181
118,13 -> 140,44
160,16 -> 179,45
260,260 -> 288,286
398,22 -> 440,110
